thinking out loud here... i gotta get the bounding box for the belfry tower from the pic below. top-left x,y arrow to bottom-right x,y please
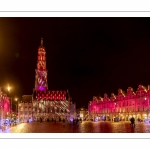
18,38 -> 76,123
31,38 -> 76,122
35,38 -> 48,91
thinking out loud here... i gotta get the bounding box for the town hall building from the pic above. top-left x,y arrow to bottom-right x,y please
18,38 -> 76,122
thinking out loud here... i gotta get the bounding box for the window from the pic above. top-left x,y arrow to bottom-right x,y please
129,101 -> 131,106
119,103 -> 121,107
35,107 -> 37,111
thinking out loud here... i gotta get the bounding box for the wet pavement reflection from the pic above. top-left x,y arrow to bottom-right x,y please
1,121 -> 150,133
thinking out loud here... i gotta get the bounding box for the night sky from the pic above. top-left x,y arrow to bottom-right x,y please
1,17 -> 150,108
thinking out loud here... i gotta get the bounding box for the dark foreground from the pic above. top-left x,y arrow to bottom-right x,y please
1,121 -> 150,133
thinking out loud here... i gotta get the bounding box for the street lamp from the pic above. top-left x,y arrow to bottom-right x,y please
7,86 -> 10,92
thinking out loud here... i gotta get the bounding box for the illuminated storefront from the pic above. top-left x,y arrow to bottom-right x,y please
88,85 -> 150,121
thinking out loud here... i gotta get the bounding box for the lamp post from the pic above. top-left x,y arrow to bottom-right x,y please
15,98 -> 18,117
134,97 -> 136,121
144,97 -> 148,119
7,86 -> 12,120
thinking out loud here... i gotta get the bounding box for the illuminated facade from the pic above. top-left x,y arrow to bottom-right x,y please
0,87 -> 10,126
18,95 -> 32,122
69,101 -> 76,120
88,85 -> 150,121
32,90 -> 73,121
76,107 -> 89,121
32,38 -> 76,121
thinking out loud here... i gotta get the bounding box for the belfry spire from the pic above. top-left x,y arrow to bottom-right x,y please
41,37 -> 43,47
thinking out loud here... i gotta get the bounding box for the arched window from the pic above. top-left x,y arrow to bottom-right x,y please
52,107 -> 55,113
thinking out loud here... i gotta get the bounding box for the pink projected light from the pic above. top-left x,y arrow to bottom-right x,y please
35,38 -> 48,92
88,85 -> 150,121
34,38 -> 68,101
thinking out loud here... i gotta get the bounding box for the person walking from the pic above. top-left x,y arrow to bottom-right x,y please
9,120 -> 11,127
80,118 -> 82,123
130,116 -> 135,127
63,118 -> 65,127
40,117 -> 42,123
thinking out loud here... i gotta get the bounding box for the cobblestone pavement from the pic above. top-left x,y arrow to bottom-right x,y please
1,121 -> 150,133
